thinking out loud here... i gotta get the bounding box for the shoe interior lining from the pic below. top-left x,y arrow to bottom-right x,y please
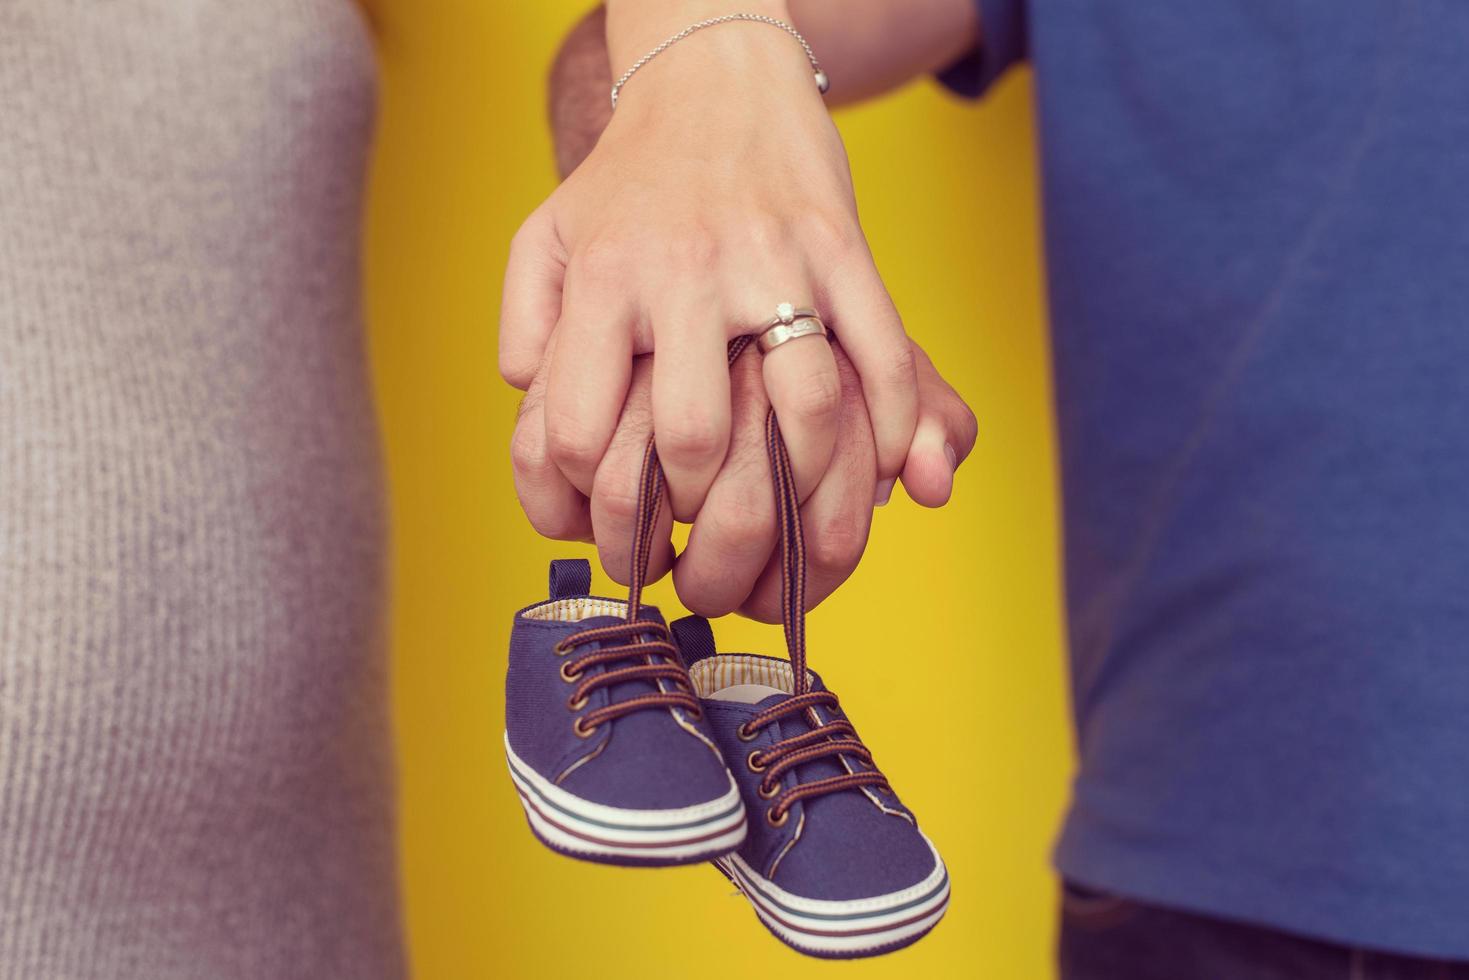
521,596 -> 630,623
705,682 -> 786,704
689,655 -> 811,700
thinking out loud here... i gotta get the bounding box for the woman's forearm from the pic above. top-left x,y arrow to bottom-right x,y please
604,0 -> 795,69
548,0 -> 980,177
603,0 -> 979,108
788,0 -> 979,105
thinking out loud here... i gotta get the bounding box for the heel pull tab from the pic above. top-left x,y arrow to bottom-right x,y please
548,559 -> 592,600
670,615 -> 718,667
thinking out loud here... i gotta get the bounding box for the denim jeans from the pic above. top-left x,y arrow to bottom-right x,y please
1059,882 -> 1469,980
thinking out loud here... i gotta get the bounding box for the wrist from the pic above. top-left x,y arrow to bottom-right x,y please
606,7 -> 831,121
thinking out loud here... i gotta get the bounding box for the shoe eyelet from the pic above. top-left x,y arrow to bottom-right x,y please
765,807 -> 789,828
746,750 -> 766,773
572,717 -> 598,739
757,780 -> 779,800
559,662 -> 583,682
736,723 -> 758,742
567,694 -> 588,711
553,641 -> 574,656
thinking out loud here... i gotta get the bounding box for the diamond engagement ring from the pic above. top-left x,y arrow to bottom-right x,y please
757,303 -> 827,354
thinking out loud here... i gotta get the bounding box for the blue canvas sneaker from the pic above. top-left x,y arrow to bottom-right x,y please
503,342 -> 762,868
504,553 -> 745,866
670,615 -> 951,958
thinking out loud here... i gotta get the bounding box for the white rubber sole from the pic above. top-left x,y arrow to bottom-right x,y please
504,732 -> 746,866
713,835 -> 951,958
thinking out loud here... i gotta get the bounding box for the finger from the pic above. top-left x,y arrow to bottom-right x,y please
591,356 -> 674,586
542,259 -> 636,496
819,251 -> 918,480
651,302 -> 732,521
672,346 -> 777,616
741,349 -> 875,622
760,331 -> 842,501
510,353 -> 593,541
901,342 -> 980,508
499,206 -> 566,390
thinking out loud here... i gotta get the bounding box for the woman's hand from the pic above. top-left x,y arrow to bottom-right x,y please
500,0 -> 918,523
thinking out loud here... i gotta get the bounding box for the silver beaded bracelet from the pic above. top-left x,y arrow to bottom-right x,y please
610,13 -> 830,110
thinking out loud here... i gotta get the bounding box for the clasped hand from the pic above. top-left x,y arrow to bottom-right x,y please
499,22 -> 975,622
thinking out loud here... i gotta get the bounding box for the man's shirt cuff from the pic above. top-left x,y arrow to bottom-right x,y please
935,0 -> 1028,98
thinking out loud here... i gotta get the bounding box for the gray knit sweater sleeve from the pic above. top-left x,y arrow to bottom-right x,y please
0,2 -> 405,976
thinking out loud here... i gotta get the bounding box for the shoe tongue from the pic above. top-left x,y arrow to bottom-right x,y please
753,692 -> 789,711
747,665 -> 828,713
569,605 -> 664,631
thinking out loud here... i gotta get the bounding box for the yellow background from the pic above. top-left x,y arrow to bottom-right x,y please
361,2 -> 1069,976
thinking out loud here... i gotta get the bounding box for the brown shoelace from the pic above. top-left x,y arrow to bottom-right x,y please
554,618 -> 698,735
560,335 -> 894,826
554,341 -> 760,737
554,420 -> 703,737
743,335 -> 893,827
737,690 -> 891,826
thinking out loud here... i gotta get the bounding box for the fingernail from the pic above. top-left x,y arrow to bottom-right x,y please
874,478 -> 895,506
944,443 -> 958,472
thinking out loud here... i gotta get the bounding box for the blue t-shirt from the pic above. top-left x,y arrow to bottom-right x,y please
942,0 -> 1469,959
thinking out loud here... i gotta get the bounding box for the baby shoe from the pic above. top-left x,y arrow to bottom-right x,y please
672,613 -> 951,958
504,558 -> 745,866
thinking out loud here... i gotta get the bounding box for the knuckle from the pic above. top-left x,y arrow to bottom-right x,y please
799,209 -> 862,256
524,506 -> 582,542
598,543 -> 633,586
499,347 -> 536,388
791,368 -> 843,421
658,413 -> 726,462
509,216 -> 539,256
543,409 -> 603,473
807,514 -> 868,574
703,489 -> 775,556
679,583 -> 731,619
593,467 -> 643,525
509,420 -> 547,476
676,562 -> 744,618
880,340 -> 918,390
742,212 -> 787,252
956,400 -> 980,451
739,592 -> 783,625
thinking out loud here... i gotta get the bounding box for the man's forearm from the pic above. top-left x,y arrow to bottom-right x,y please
548,7 -> 613,179
548,0 -> 981,177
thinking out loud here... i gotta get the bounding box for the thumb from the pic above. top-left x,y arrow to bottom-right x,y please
898,342 -> 978,508
498,204 -> 566,390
